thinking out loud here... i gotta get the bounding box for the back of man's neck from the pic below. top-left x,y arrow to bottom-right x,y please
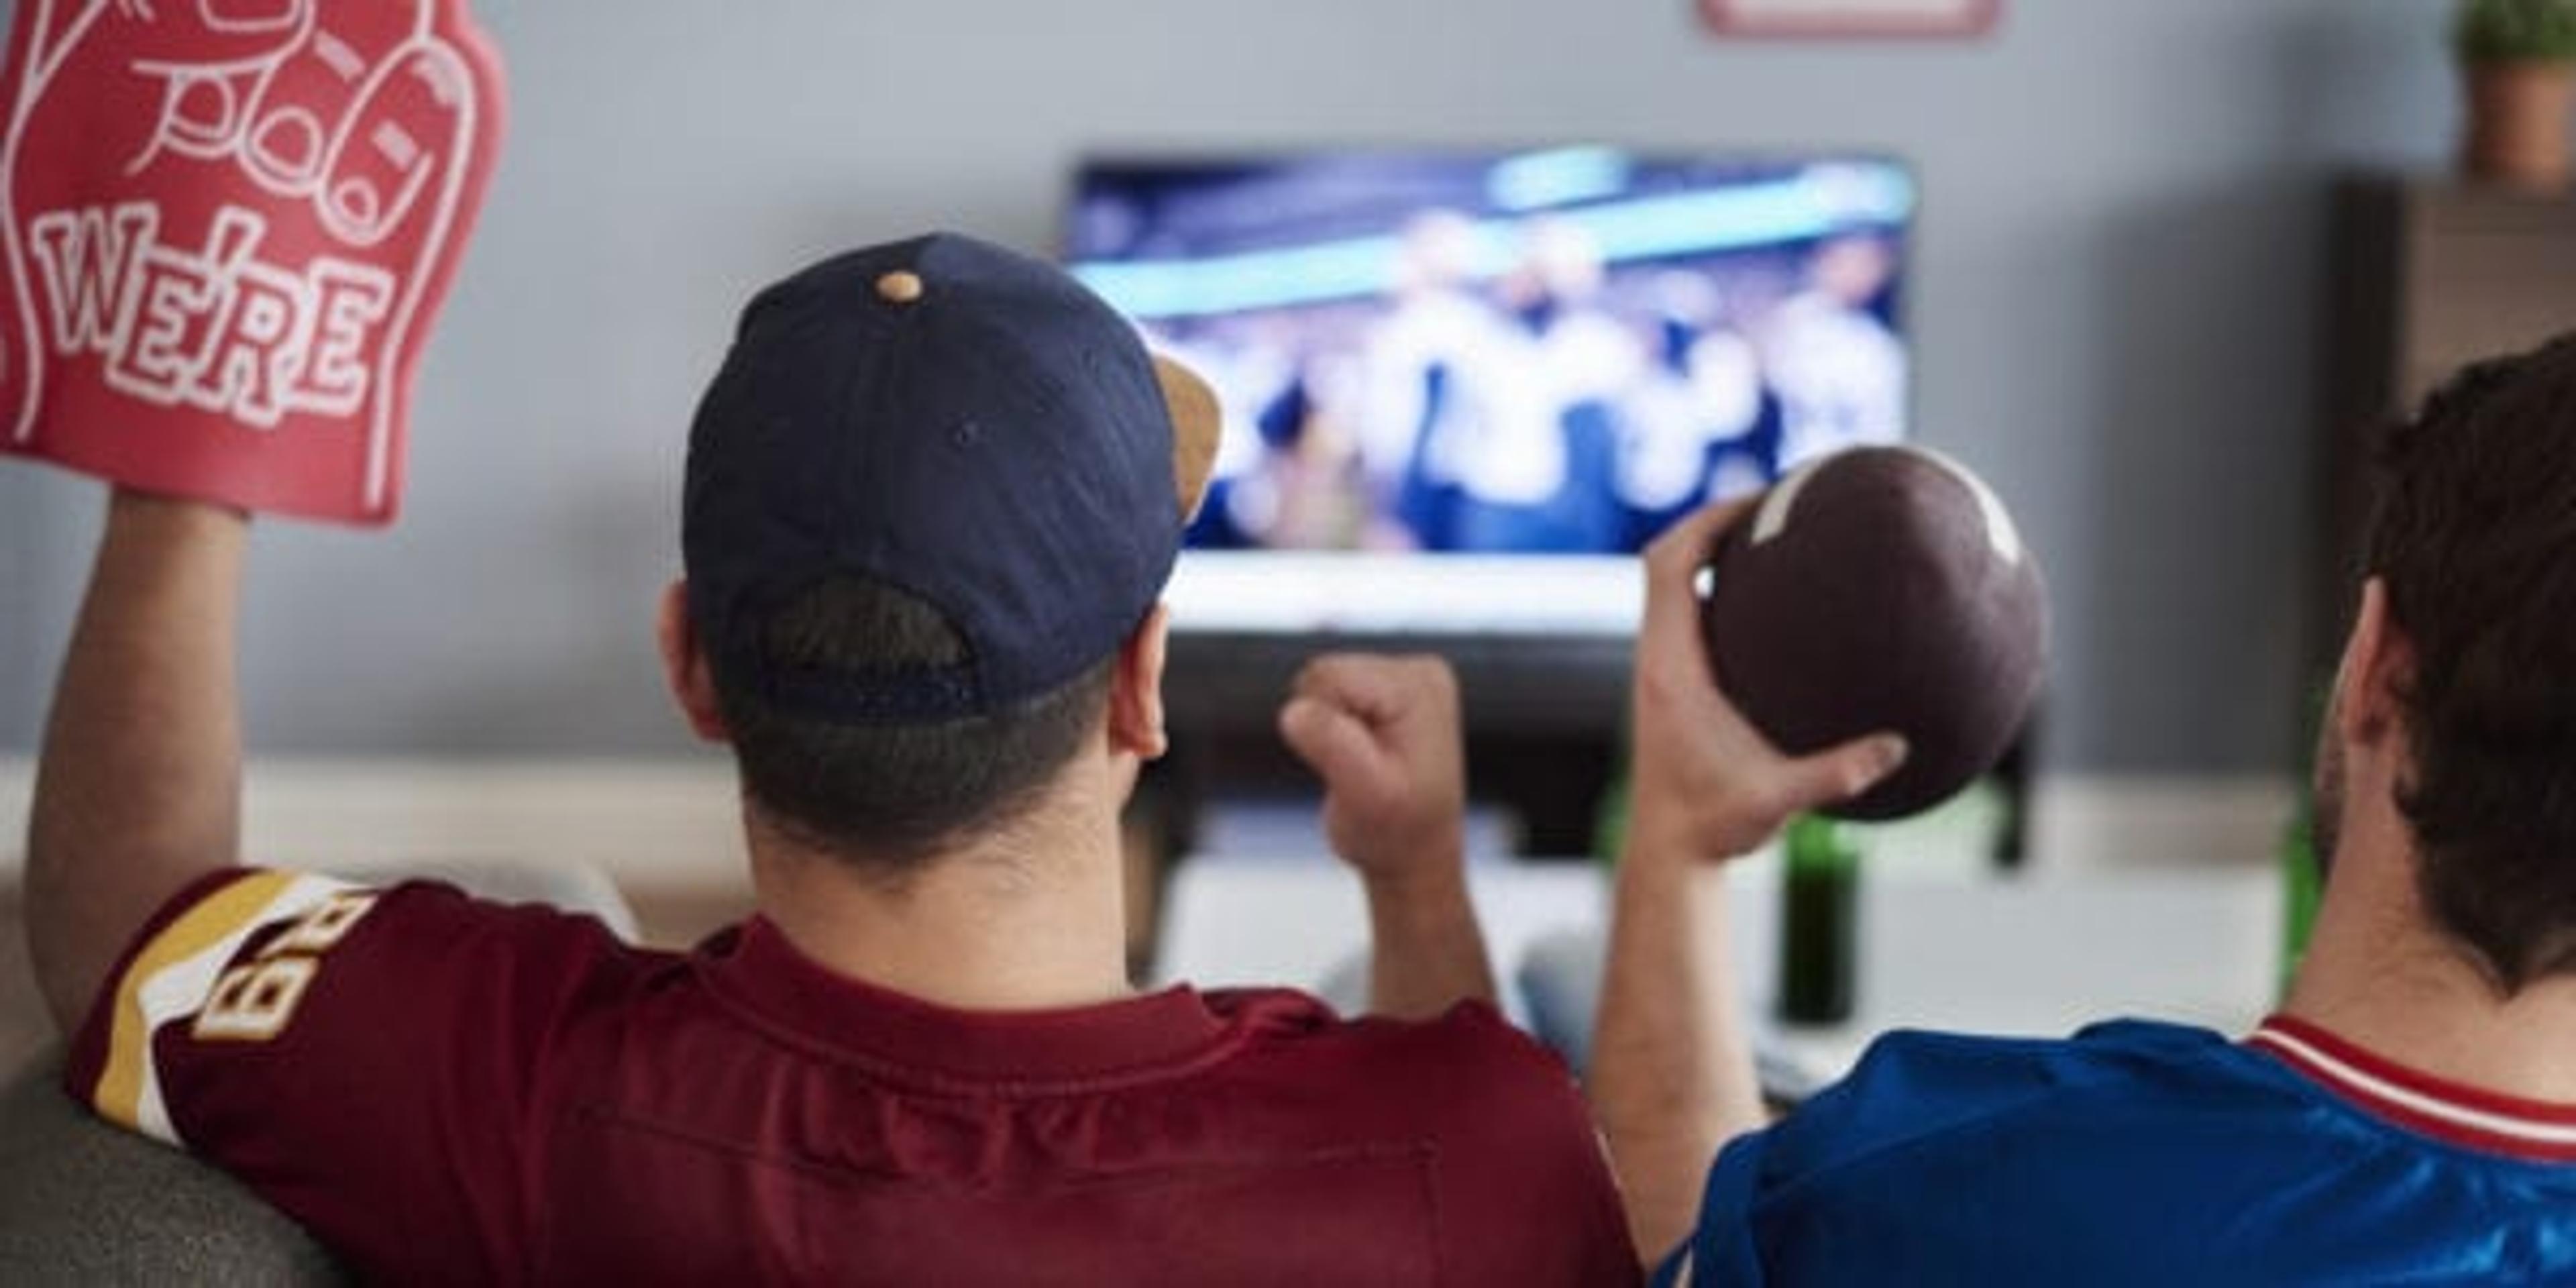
2284,841 -> 2576,1104
747,812 -> 1134,1014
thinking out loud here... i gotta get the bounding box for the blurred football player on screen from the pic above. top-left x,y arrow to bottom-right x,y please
1764,234 -> 1907,472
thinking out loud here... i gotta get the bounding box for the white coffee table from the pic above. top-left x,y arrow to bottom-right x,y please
1156,853 -> 2286,1087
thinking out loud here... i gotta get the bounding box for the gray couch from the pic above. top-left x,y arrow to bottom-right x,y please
0,1052 -> 342,1285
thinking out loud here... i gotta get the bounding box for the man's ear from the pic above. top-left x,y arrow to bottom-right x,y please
1107,603 -> 1171,761
2337,578 -> 2414,749
657,580 -> 731,743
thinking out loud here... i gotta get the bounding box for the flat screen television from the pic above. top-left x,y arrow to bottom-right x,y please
1065,150 -> 1916,636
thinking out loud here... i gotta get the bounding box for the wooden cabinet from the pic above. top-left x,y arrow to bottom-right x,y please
2316,176 -> 2576,679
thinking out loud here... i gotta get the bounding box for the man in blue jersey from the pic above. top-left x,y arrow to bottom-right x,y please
1588,335 -> 2576,1285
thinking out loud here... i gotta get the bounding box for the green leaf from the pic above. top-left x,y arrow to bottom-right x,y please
2458,0 -> 2576,64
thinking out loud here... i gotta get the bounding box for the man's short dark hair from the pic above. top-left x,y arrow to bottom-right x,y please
706,574 -> 1116,875
2368,334 -> 2576,991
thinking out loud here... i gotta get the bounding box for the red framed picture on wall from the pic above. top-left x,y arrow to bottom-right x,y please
1701,0 -> 2000,38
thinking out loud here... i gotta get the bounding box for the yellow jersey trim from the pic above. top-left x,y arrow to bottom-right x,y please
90,869 -> 302,1133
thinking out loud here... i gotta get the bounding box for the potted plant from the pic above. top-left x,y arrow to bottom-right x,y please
2457,0 -> 2576,189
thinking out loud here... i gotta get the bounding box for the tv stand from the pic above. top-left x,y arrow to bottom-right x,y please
1120,629 -> 2037,971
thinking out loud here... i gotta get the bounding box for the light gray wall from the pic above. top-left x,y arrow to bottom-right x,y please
1,470 -> 44,747
0,0 -> 2461,769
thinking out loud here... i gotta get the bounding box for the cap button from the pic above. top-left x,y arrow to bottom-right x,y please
875,270 -> 924,305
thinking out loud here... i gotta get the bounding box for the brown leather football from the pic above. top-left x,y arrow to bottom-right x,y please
1700,445 -> 2047,821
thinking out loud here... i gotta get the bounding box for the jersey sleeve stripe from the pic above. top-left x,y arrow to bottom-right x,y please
89,869 -> 356,1144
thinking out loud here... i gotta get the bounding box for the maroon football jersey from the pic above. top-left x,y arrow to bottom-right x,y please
66,868 -> 1640,1284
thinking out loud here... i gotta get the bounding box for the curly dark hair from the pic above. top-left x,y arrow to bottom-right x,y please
2367,333 -> 2576,992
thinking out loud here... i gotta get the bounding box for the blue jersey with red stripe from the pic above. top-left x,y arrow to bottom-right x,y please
1662,1018 -> 2576,1286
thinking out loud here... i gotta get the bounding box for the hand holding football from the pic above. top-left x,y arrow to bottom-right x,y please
1699,445 -> 2047,821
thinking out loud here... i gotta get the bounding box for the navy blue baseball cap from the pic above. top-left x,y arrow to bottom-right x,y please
682,232 -> 1218,724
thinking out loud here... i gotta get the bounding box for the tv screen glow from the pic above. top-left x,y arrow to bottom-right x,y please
1066,150 -> 1915,634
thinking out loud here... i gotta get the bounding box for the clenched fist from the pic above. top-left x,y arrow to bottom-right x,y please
1627,498 -> 1908,868
1279,653 -> 1466,892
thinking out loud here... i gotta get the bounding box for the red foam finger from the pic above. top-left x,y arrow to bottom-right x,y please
203,0 -> 306,31
0,0 -> 504,524
238,35 -> 364,195
239,0 -> 420,225
317,40 -> 470,247
99,0 -> 310,72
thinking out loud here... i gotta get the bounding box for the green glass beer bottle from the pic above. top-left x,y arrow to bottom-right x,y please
2279,797 -> 2321,1001
1779,814 -> 1860,1025
2279,683 -> 2329,1001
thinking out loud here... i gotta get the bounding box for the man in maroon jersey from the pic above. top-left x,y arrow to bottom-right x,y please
23,231 -> 1638,1282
